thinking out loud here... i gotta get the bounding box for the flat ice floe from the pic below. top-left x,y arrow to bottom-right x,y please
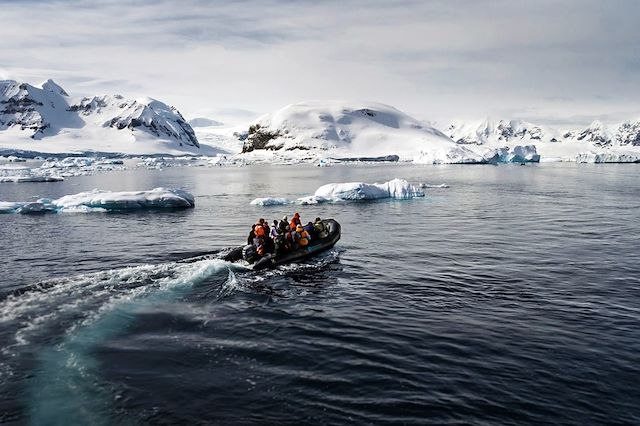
0,187 -> 195,214
0,175 -> 64,183
250,178 -> 424,206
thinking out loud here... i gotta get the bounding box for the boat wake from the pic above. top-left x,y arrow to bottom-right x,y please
0,258 -> 250,423
0,248 -> 341,423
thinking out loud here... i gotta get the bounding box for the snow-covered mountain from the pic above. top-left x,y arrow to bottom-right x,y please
444,118 -> 564,145
568,120 -> 640,147
0,79 -> 212,155
440,117 -> 640,162
444,117 -> 640,148
239,100 -> 483,162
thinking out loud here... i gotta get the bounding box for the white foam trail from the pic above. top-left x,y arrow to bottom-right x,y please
20,259 -> 246,424
0,259 -> 245,376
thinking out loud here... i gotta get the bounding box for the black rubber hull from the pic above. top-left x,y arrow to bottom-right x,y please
224,219 -> 341,270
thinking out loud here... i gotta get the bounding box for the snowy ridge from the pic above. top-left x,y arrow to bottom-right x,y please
240,101 -> 461,162
0,79 -> 209,155
71,95 -> 199,148
0,187 -> 195,214
444,118 -> 561,145
441,117 -> 640,162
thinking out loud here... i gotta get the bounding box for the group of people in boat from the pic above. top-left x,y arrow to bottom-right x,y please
246,213 -> 329,258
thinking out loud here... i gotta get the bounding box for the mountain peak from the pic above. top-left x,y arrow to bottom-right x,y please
40,79 -> 68,97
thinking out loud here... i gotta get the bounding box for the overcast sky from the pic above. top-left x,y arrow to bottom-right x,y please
1,0 -> 639,125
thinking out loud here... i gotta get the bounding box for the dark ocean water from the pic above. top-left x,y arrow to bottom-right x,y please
1,163 -> 639,425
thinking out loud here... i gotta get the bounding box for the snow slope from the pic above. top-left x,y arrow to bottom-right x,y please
0,79 -> 219,156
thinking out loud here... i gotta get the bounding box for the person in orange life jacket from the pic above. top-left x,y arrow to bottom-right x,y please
297,225 -> 310,247
289,225 -> 300,250
253,224 -> 267,256
256,218 -> 274,253
290,212 -> 301,230
257,218 -> 269,236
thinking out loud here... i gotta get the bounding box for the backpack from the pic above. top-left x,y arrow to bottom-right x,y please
242,244 -> 257,263
314,221 -> 328,238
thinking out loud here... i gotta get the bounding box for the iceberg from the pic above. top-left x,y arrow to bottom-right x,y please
0,187 -> 195,214
311,178 -> 424,201
0,163 -> 65,183
483,145 -> 540,163
250,179 -> 424,206
53,187 -> 195,211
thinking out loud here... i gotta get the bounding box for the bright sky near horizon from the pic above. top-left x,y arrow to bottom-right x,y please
1,0 -> 639,125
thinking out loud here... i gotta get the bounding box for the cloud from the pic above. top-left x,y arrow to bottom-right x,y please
1,0 -> 639,125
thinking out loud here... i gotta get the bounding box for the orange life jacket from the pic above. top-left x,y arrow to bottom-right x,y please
299,230 -> 310,246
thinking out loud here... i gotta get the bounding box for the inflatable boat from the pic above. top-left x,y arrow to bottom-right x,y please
224,219 -> 341,270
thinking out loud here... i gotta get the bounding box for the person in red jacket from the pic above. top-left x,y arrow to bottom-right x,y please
290,212 -> 301,229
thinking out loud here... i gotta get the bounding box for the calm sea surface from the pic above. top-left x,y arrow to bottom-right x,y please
1,163 -> 639,425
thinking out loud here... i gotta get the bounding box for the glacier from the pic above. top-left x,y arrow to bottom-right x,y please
482,145 -> 541,164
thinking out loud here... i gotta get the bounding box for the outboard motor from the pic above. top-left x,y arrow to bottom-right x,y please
242,244 -> 258,263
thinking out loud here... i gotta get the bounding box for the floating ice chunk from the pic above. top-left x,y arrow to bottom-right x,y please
5,156 -> 27,163
420,183 -> 450,188
296,195 -> 330,205
0,200 -> 55,214
303,178 -> 423,203
250,197 -> 292,206
576,151 -> 640,163
251,179 -> 424,206
40,157 -> 95,169
0,175 -> 64,183
0,201 -> 24,213
0,187 -> 194,214
53,187 -> 195,211
312,178 -> 423,201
